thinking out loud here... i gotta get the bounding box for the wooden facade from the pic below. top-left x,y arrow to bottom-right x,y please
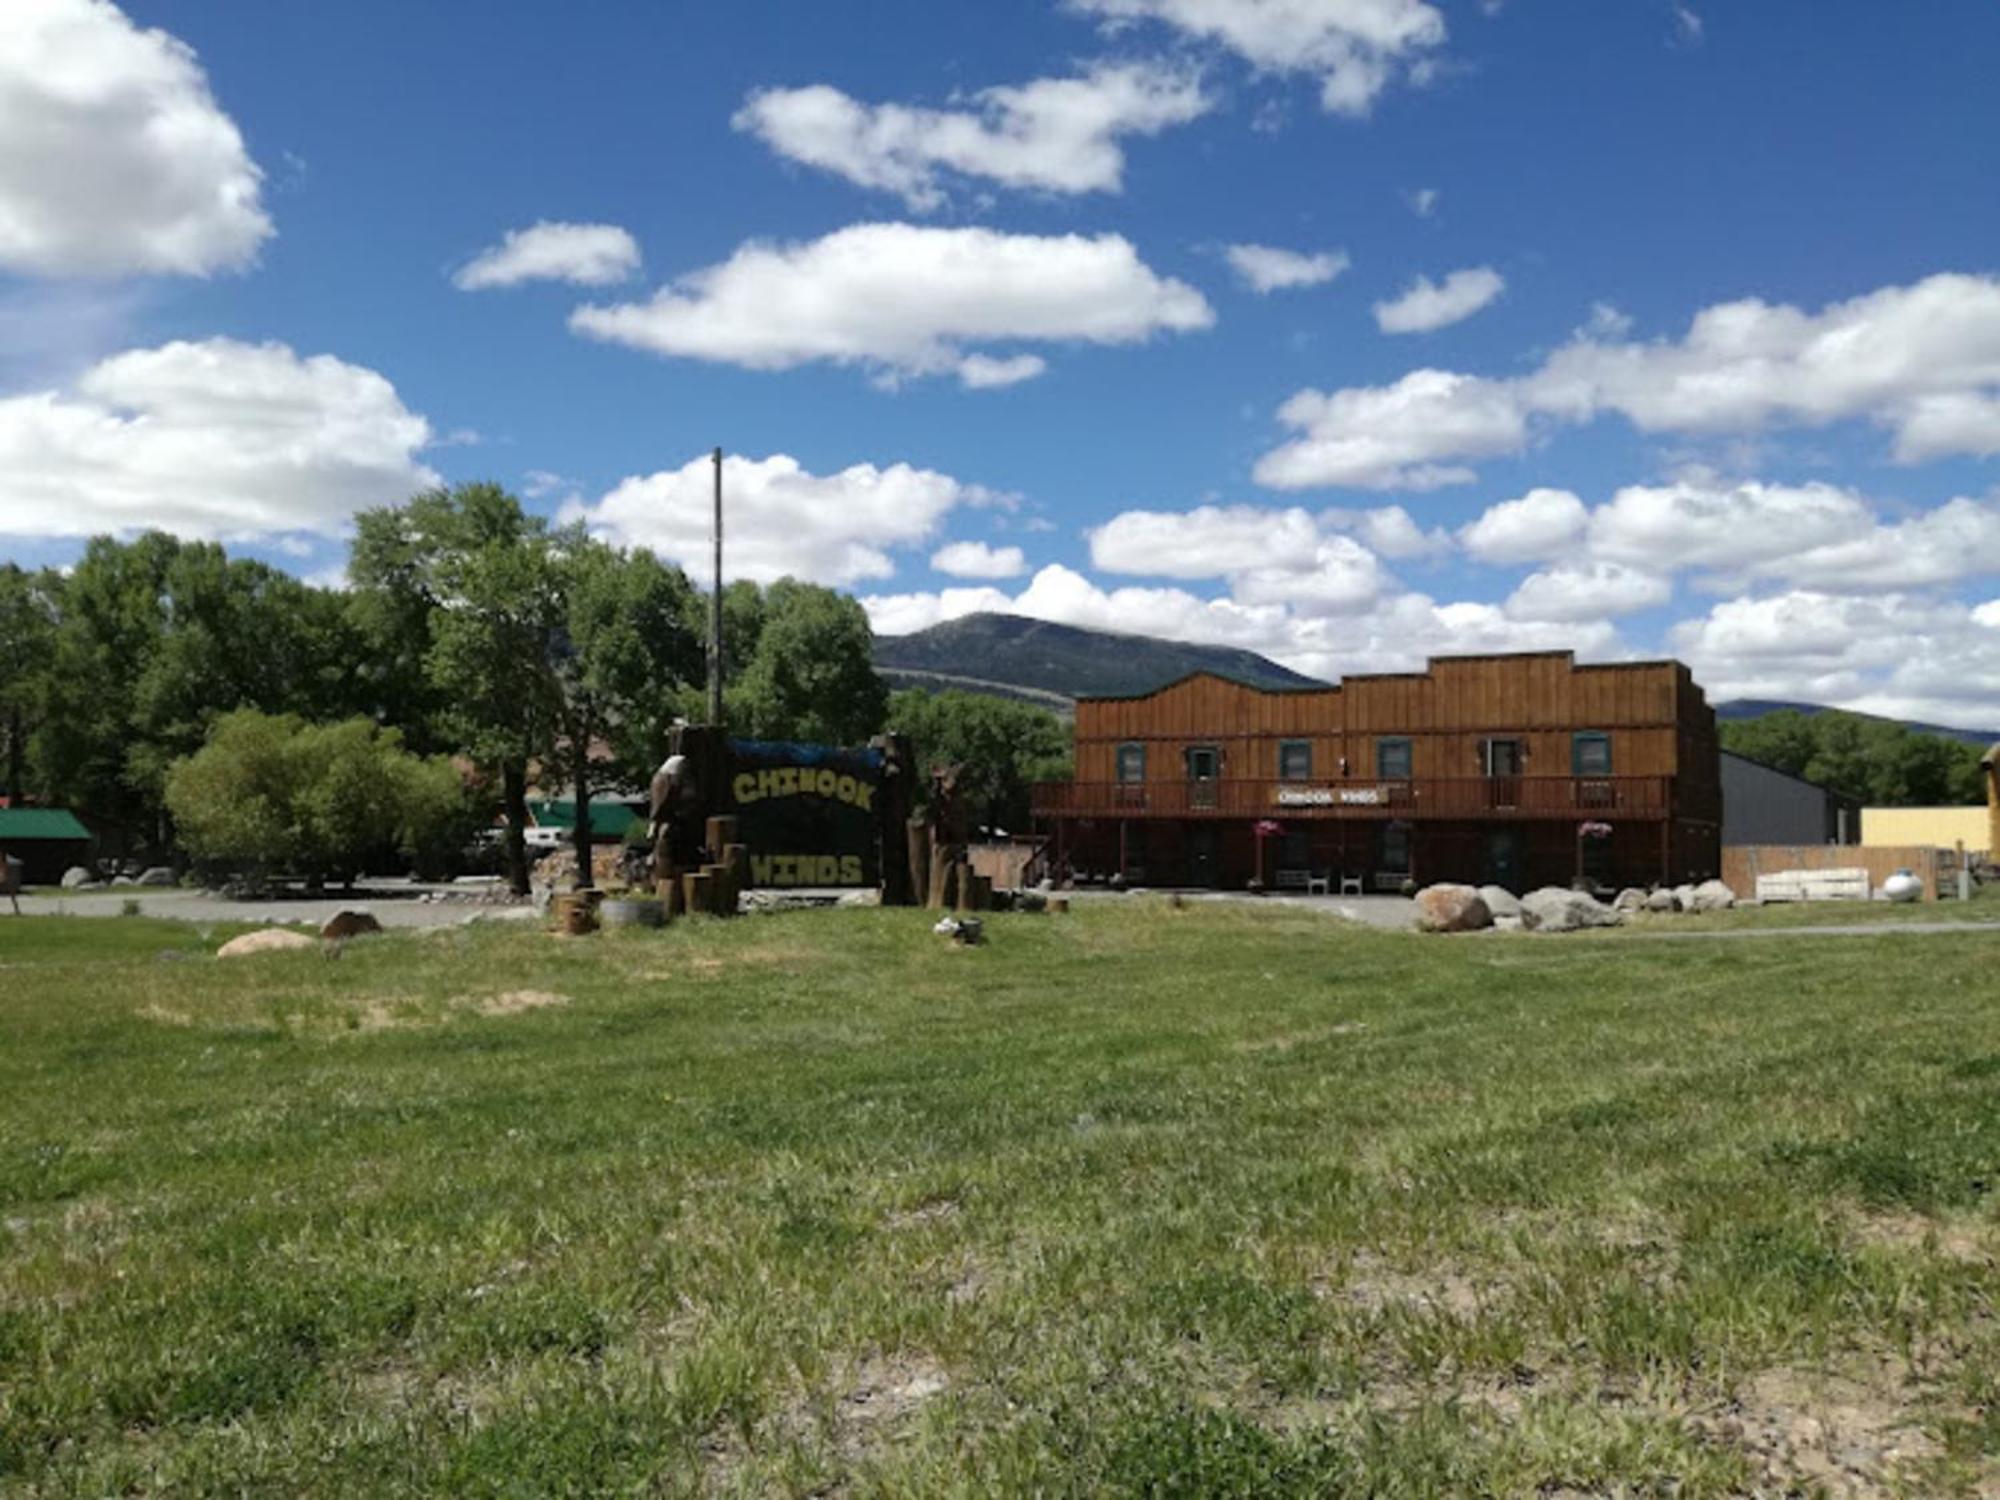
1031,651 -> 1721,893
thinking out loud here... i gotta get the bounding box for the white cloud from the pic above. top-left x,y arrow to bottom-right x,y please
1255,368 -> 1527,490
1505,561 -> 1670,622
1672,5 -> 1704,44
1975,600 -> 2000,630
453,221 -> 640,290
862,564 -> 1622,686
1321,504 -> 1450,559
733,64 -> 1210,210
0,338 -> 437,541
1087,502 -> 1390,615
1457,487 -> 1588,564
569,222 -> 1213,387
1225,243 -> 1349,293
957,353 -> 1048,389
562,452 -> 1001,587
1671,591 -> 2000,728
0,0 -> 271,276
1071,0 -> 1448,116
1373,266 -> 1504,333
1405,186 -> 1438,217
1460,476 -> 2000,596
1258,272 -> 2000,488
931,540 -> 1028,579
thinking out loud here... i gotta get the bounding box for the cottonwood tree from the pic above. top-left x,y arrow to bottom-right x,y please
352,484 -> 560,895
887,688 -> 1072,835
0,564 -> 59,805
726,580 -> 888,745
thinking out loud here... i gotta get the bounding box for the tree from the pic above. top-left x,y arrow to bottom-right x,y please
351,484 -> 559,895
887,689 -> 1072,834
1720,709 -> 1985,807
0,565 -> 60,804
728,580 -> 888,745
541,531 -> 702,889
165,710 -> 469,888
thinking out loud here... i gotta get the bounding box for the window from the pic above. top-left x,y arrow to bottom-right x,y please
1376,737 -> 1413,780
1280,830 -> 1310,870
1379,823 -> 1411,875
1572,731 -> 1613,776
1278,740 -> 1312,781
1116,742 -> 1146,783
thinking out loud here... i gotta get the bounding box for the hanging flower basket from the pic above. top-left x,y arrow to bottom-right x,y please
1579,821 -> 1614,839
1253,820 -> 1283,839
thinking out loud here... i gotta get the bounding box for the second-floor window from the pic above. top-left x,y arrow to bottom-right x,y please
1116,742 -> 1146,783
1278,740 -> 1312,780
1572,731 -> 1613,776
1377,736 -> 1412,780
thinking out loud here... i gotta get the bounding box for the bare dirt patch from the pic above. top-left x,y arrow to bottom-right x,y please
1847,1208 -> 1993,1264
1687,1355 -> 1945,1496
466,989 -> 569,1017
840,1352 -> 949,1433
1317,1248 -> 1499,1319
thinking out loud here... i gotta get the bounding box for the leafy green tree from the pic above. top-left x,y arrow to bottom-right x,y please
541,531 -> 702,888
165,710 -> 469,888
887,688 -> 1072,834
352,484 -> 559,894
0,564 -> 60,804
728,579 -> 888,745
1720,709 -> 1984,806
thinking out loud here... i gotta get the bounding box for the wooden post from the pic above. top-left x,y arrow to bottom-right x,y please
705,815 -> 738,859
1657,818 -> 1670,887
708,446 -> 724,728
907,816 -> 930,908
1118,820 -> 1128,882
701,860 -> 732,916
724,843 -> 750,912
658,868 -> 685,918
683,870 -> 711,917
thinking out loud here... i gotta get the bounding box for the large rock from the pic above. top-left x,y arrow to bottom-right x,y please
1689,878 -> 1736,913
1613,887 -> 1646,912
1477,885 -> 1523,921
1415,883 -> 1492,933
217,928 -> 316,958
320,909 -> 383,940
1642,888 -> 1679,913
1672,883 -> 1697,911
135,867 -> 177,887
60,865 -> 96,889
1520,886 -> 1622,933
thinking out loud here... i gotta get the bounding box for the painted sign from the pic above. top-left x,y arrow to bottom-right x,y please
726,738 -> 883,887
1273,785 -> 1388,807
1275,786 -> 1335,806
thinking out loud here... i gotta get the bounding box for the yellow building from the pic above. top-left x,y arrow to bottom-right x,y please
1861,805 -> 1990,854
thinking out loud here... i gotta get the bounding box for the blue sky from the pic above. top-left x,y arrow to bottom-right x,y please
3,0 -> 1998,724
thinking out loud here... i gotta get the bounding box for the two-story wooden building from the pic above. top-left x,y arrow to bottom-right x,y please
1030,650 -> 1721,894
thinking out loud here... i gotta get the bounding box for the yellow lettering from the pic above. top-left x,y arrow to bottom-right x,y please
836,774 -> 856,805
817,769 -> 838,797
732,772 -> 757,804
778,768 -> 798,796
840,855 -> 862,884
750,855 -> 772,884
852,781 -> 873,812
815,855 -> 837,883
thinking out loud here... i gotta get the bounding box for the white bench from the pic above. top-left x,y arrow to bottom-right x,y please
1275,869 -> 1331,895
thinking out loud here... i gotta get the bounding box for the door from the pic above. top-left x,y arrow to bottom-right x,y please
1483,738 -> 1523,809
1186,746 -> 1220,810
1481,828 -> 1523,890
1186,824 -> 1218,887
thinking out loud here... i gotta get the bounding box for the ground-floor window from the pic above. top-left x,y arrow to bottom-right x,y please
1379,823 -> 1411,876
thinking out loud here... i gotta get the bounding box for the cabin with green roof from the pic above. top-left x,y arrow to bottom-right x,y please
0,808 -> 93,886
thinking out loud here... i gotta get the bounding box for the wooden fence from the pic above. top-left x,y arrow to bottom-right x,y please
1721,844 -> 1946,902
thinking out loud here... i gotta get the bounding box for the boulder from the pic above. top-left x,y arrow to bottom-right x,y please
1477,885 -> 1523,921
320,909 -> 383,941
1613,887 -> 1646,912
1643,888 -> 1679,913
135,867 -> 177,887
1520,886 -> 1622,933
1689,878 -> 1736,913
1672,883 -> 1697,911
216,928 -> 316,959
1414,883 -> 1493,933
60,865 -> 96,889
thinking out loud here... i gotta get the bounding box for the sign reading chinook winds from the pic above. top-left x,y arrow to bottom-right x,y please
726,738 -> 885,887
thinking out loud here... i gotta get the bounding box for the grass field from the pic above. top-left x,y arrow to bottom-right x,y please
4,904 -> 2000,1496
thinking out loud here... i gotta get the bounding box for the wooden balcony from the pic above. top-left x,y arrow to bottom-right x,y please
1030,775 -> 1671,821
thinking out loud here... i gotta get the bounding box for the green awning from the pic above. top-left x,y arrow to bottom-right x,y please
527,800 -> 640,837
0,808 -> 91,841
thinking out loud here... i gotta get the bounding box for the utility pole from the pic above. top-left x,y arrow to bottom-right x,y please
707,446 -> 724,727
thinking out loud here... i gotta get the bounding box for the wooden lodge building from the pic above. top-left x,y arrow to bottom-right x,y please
1030,650 -> 1722,894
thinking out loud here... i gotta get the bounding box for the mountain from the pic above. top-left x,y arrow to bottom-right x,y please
1715,699 -> 1997,747
873,613 -> 1323,705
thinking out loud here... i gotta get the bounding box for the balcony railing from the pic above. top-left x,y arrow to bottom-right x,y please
1030,776 -> 1670,820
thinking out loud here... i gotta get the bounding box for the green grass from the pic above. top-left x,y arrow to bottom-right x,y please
3,904 -> 1999,1495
